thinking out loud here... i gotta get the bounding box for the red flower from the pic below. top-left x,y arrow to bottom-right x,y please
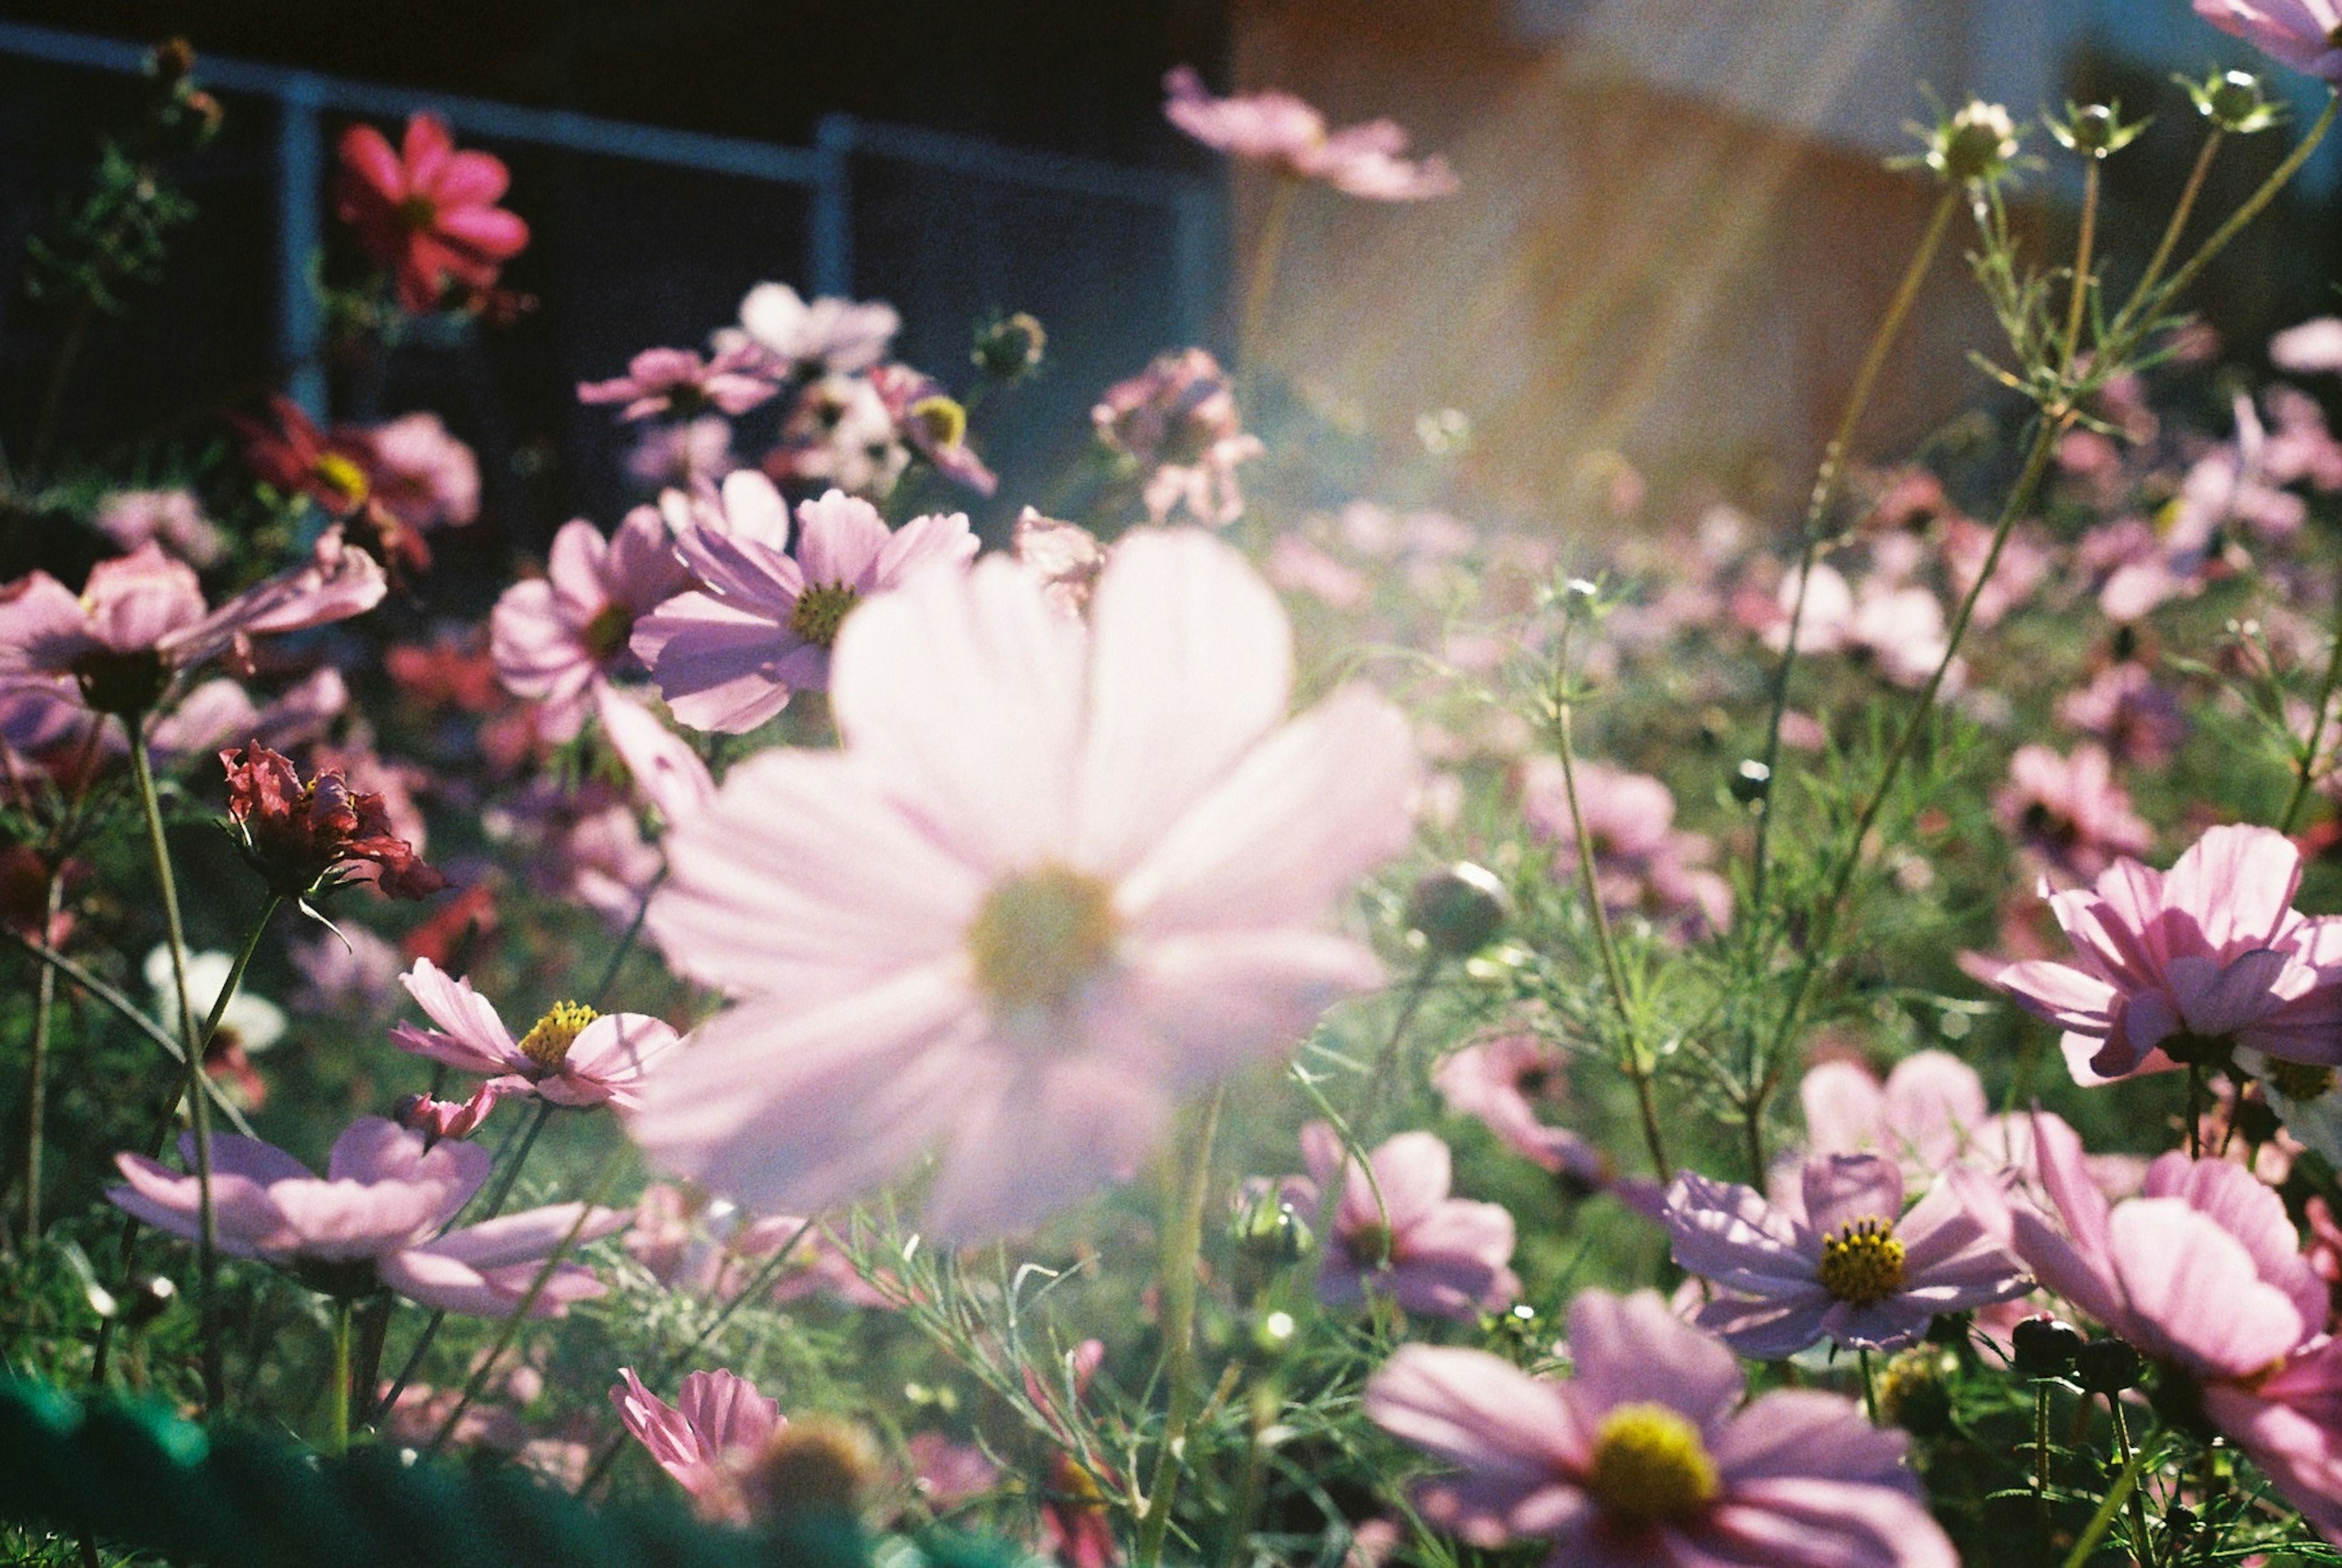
221,743 -> 446,900
229,396 -> 372,517
335,112 -> 529,314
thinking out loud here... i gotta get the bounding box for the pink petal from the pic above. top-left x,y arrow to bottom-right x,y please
1566,1288 -> 1745,1435
398,958 -> 520,1065
2108,1199 -> 2311,1376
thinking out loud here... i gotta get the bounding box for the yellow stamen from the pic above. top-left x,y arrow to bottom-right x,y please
1586,1403 -> 1718,1525
789,582 -> 862,650
966,865 -> 1117,1013
1817,1217 -> 1906,1306
516,1001 -> 598,1069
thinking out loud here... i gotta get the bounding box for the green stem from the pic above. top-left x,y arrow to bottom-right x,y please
127,711 -> 220,1415
18,866 -> 64,1240
329,1298 -> 353,1456
2059,159 -> 2100,378
2060,1436 -> 2147,1568
2106,1394 -> 2157,1567
1750,185 -> 1960,912
2277,574 -> 2342,835
1859,1348 -> 1878,1423
588,867 -> 664,1009
2115,130 -> 2220,338
1134,1085 -> 1226,1568
1354,956 -> 1436,1136
2034,1381 -> 2051,1533
1236,176 -> 1298,380
2138,96 -> 2335,338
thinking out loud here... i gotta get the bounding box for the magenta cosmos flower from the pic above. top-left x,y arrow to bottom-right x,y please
628,529 -> 1419,1240
1432,1033 -> 1613,1191
335,112 -> 530,313
1163,66 -> 1458,199
1366,1289 -> 1958,1568
490,507 -> 693,740
578,345 -> 778,421
611,1367 -> 782,1523
109,1117 -> 623,1314
1963,1115 -> 2342,1540
1996,743 -> 2153,879
1300,1123 -> 1519,1320
2195,0 -> 2342,81
0,535 -> 385,716
1666,1152 -> 2029,1358
1993,824 -> 2342,1085
630,487 -> 977,734
390,957 -> 680,1110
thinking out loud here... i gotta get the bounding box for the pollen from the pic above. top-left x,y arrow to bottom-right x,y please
967,864 -> 1117,1014
1817,1217 -> 1907,1306
312,451 -> 371,510
1585,1403 -> 1718,1525
516,1001 -> 598,1069
789,582 -> 863,650
2267,1060 -> 2336,1102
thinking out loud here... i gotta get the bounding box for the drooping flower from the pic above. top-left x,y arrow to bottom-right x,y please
1093,348 -> 1263,528
611,1367 -> 784,1524
1995,743 -> 2154,879
0,535 -> 385,716
1431,1033 -> 1611,1191
389,957 -> 680,1110
107,1117 -> 623,1314
578,346 -> 778,422
335,112 -> 530,313
1993,824 -> 2342,1084
1964,1115 -> 2342,1540
394,1081 -> 503,1142
489,507 -> 693,740
2193,0 -> 2342,82
630,487 -> 977,733
629,529 -> 1419,1240
1665,1152 -> 2030,1357
1300,1124 -> 1519,1320
722,282 -> 900,378
220,742 -> 446,899
1366,1289 -> 1958,1568
1163,66 -> 1458,200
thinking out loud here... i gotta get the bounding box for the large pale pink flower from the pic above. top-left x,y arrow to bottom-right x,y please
1300,1123 -> 1519,1320
2194,0 -> 2342,81
611,1367 -> 782,1523
489,507 -> 693,740
1366,1289 -> 1957,1568
107,1118 -> 623,1315
630,487 -> 976,733
629,529 -> 1419,1240
1964,1115 -> 2342,1541
1666,1153 -> 2029,1358
1993,824 -> 2342,1084
389,957 -> 680,1110
1163,66 -> 1458,199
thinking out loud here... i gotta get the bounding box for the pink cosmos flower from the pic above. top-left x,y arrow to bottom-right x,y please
631,487 -> 977,734
395,1081 -> 503,1141
1366,1289 -> 1958,1568
868,363 -> 998,497
1163,66 -> 1458,199
346,411 -> 481,531
595,685 -> 715,825
94,488 -> 224,568
1964,1116 -> 2342,1540
2194,0 -> 2342,81
627,415 -> 737,489
1664,1152 -> 2030,1357
390,957 -> 680,1110
2058,662 -> 2187,767
578,345 -> 779,421
1092,349 -> 1263,528
1995,743 -> 2154,879
611,1367 -> 783,1524
765,371 -> 912,499
1993,824 -> 2342,1084
335,113 -> 530,313
108,1117 -> 622,1315
489,507 -> 693,740
1751,562 -> 1953,690
1012,509 -> 1106,617
0,535 -> 385,715
1796,1051 -> 1991,1181
629,529 -> 1419,1241
724,282 -> 900,378
1298,1123 -> 1519,1320
1432,1033 -> 1612,1190
1517,757 -> 1732,939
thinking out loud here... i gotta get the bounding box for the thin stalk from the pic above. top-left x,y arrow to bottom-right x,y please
462,1097 -> 554,1228
1750,185 -> 1960,911
1552,654 -> 1671,1180
2105,1394 -> 2157,1568
2278,578 -> 2342,834
18,866 -> 63,1239
1859,1348 -> 1878,1423
1355,956 -> 1437,1135
428,1157 -> 621,1451
2060,1437 -> 2147,1568
27,296 -> 95,478
2116,130 -> 2221,335
329,1299 -> 353,1456
2034,1381 -> 2051,1531
1236,176 -> 1298,379
2186,1065 -> 2204,1160
127,712 -> 221,1414
1134,1084 -> 1226,1568
2058,159 -> 2100,378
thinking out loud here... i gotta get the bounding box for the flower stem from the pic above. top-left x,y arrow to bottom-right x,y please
1135,1084 -> 1226,1568
2277,573 -> 2342,835
1858,1348 -> 1878,1423
2115,130 -> 2220,337
2033,1381 -> 2051,1532
2105,1394 -> 2157,1568
1236,176 -> 1298,379
1750,184 -> 1960,912
589,866 -> 665,1008
17,864 -> 63,1240
1355,956 -> 1436,1136
2060,1433 -> 2147,1568
2058,159 -> 2100,378
329,1298 -> 353,1456
126,711 -> 221,1415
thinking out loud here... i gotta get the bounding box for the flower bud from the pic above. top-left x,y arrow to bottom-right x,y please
1877,1348 -> 1955,1436
1729,759 -> 1772,806
1925,101 -> 2021,186
1406,862 -> 1510,957
2049,102 -> 2146,160
2010,1314 -> 2083,1380
2072,1337 -> 2144,1395
119,1272 -> 178,1329
973,312 -> 1047,381
2186,70 -> 2283,135
1230,1187 -> 1315,1264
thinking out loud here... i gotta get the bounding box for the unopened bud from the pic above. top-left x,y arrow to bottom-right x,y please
1729,759 -> 1772,805
2072,1337 -> 2144,1395
973,312 -> 1047,381
2188,70 -> 2283,135
1927,101 -> 2021,186
741,1416 -> 880,1522
1406,862 -> 1510,957
120,1272 -> 179,1329
1230,1189 -> 1314,1264
2049,102 -> 2145,160
2010,1314 -> 2083,1380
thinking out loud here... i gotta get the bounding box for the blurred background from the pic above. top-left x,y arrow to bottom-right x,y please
0,0 -> 2334,555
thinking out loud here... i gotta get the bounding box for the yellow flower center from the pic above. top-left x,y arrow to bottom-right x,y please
966,865 -> 1117,1013
909,393 -> 969,450
1586,1403 -> 1718,1525
581,601 -> 635,662
789,582 -> 862,650
516,1001 -> 598,1069
312,451 -> 371,511
1817,1217 -> 1906,1306
2268,1061 -> 2336,1102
